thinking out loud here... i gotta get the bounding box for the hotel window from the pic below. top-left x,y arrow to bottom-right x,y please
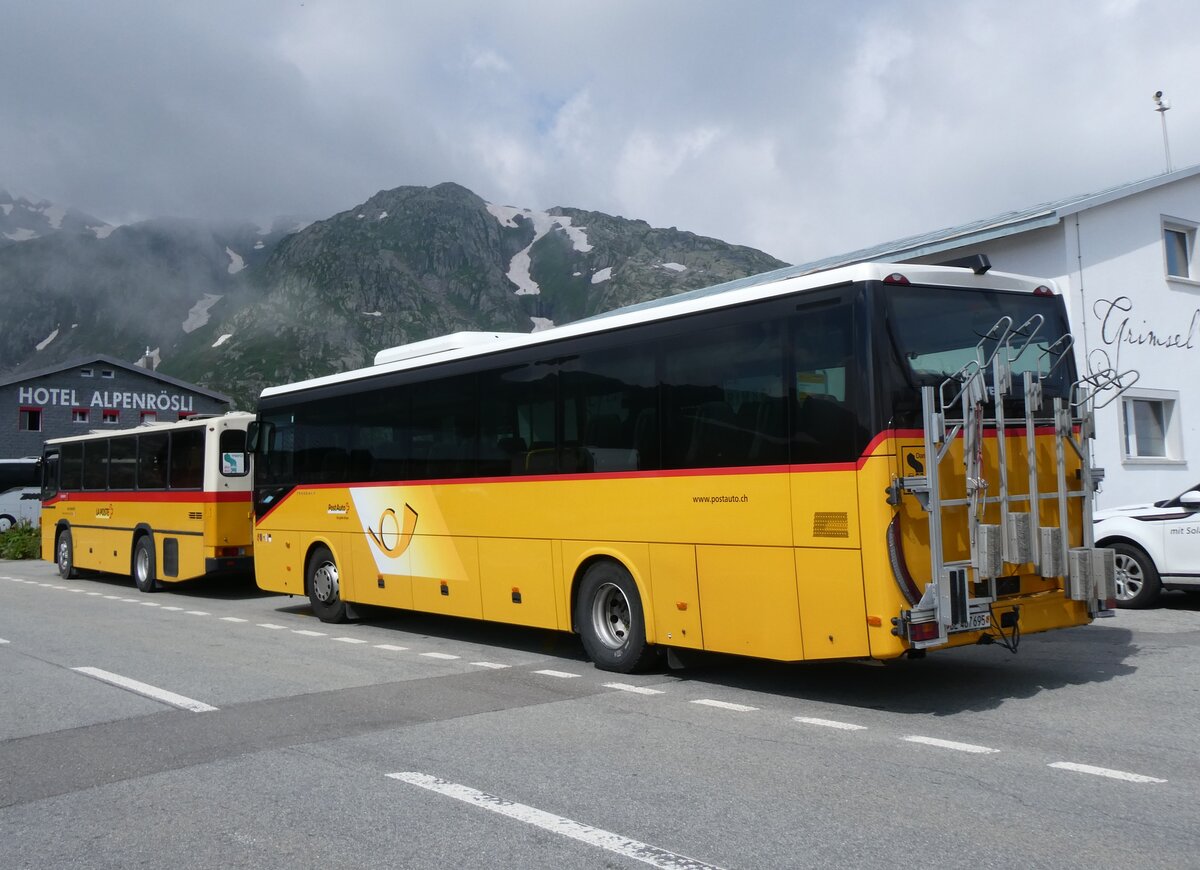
141,411 -> 157,424
102,409 -> 120,424
1122,390 -> 1183,462
72,408 -> 90,424
101,369 -> 115,379
80,368 -> 94,378
18,407 -> 42,432
1163,218 -> 1196,280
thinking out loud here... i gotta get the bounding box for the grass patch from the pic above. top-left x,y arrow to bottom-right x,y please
0,522 -> 41,560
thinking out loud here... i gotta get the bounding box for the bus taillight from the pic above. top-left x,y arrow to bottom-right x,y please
908,621 -> 939,642
1033,285 -> 1056,296
216,546 -> 245,557
883,273 -> 910,285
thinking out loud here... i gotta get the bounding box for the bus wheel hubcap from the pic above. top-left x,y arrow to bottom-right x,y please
136,548 -> 149,580
313,562 -> 339,603
591,582 -> 630,650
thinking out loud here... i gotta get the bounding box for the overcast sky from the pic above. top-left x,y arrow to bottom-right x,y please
3,0 -> 1198,264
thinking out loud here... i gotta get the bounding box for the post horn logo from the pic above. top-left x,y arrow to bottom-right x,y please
368,504 -> 418,556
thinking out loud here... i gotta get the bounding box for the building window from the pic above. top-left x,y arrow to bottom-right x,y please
141,411 -> 157,424
80,368 -> 94,378
72,408 -> 90,424
103,409 -> 120,424
1122,390 -> 1183,462
1163,218 -> 1196,280
18,407 -> 42,432
101,369 -> 115,379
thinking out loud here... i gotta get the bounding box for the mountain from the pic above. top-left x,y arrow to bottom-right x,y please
0,183 -> 788,407
0,189 -> 114,243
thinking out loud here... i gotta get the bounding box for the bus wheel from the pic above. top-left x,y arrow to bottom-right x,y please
577,561 -> 656,674
56,529 -> 78,579
133,536 -> 158,593
307,546 -> 348,623
0,515 -> 15,533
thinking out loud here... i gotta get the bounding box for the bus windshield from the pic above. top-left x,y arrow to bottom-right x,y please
881,284 -> 1075,397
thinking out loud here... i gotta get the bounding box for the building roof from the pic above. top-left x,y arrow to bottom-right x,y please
588,162 -> 1200,322
0,353 -> 231,402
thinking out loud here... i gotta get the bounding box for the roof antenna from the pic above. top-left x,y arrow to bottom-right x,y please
1153,90 -> 1173,173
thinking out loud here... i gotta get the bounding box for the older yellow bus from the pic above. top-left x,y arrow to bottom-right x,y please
250,261 -> 1119,672
41,413 -> 255,591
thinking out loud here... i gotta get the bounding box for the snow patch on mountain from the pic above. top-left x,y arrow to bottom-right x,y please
212,333 -> 233,348
4,229 -> 38,242
225,247 -> 245,274
487,203 -> 593,295
530,317 -> 555,332
591,267 -> 612,284
183,293 -> 223,333
661,262 -> 687,272
36,328 -> 59,350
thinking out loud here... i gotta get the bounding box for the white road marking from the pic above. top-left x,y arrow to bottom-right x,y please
120,598 -> 138,603
388,772 -> 724,870
220,617 -> 248,623
604,682 -> 664,695
374,644 -> 408,651
0,638 -> 9,645
72,667 -> 218,713
692,699 -> 758,712
535,669 -> 580,678
103,595 -> 122,600
293,629 -> 326,637
161,606 -> 184,611
139,601 -> 160,607
67,588 -> 84,593
471,661 -> 510,669
257,623 -> 285,630
38,583 -> 54,587
86,592 -> 103,596
903,736 -> 999,754
185,610 -> 210,616
794,716 -> 867,731
1049,762 -> 1166,784
421,652 -> 461,660
332,637 -> 368,644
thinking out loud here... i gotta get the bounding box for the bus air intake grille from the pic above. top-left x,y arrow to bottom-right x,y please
813,512 -> 849,538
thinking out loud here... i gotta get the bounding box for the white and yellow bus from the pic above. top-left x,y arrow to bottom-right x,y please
251,261 -> 1120,672
41,413 -> 255,591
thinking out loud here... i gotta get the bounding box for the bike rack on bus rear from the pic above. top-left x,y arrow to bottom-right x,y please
893,314 -> 1136,650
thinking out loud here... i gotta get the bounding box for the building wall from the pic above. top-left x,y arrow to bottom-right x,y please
0,363 -> 229,459
914,175 -> 1200,507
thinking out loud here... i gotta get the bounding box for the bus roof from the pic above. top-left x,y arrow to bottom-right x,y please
42,411 -> 256,447
260,262 -> 1059,400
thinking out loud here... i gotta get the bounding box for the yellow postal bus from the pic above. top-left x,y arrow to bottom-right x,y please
41,413 -> 255,591
250,261 -> 1120,672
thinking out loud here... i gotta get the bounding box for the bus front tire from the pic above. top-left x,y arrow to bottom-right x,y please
0,514 -> 15,533
56,529 -> 77,579
576,560 -> 657,674
307,545 -> 348,623
133,536 -> 158,593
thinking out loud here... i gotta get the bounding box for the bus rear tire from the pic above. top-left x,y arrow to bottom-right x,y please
576,560 -> 657,674
56,529 -> 77,579
307,545 -> 348,623
133,536 -> 158,593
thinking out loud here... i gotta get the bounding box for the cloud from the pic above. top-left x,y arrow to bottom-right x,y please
2,0 -> 1198,264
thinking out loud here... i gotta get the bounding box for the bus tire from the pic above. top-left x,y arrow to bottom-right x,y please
307,545 -> 348,623
0,514 -> 15,533
576,560 -> 657,674
133,536 -> 158,593
56,528 -> 77,579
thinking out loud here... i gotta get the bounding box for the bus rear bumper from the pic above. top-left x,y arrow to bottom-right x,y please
205,555 -> 254,575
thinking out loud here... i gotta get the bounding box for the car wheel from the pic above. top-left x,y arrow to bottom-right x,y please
133,536 -> 158,593
1112,543 -> 1161,609
0,514 -> 15,533
307,545 -> 348,623
576,560 -> 658,673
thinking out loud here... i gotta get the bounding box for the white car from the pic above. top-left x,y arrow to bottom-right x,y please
1094,483 -> 1200,608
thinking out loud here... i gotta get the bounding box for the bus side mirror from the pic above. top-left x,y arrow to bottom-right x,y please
247,421 -> 261,453
247,421 -> 273,455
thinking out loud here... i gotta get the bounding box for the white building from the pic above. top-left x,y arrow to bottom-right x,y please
796,164 -> 1200,508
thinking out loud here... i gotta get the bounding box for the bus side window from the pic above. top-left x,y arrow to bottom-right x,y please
169,429 -> 205,489
60,443 -> 84,491
137,433 -> 168,489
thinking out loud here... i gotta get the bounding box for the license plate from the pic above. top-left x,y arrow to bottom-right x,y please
950,611 -> 991,633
